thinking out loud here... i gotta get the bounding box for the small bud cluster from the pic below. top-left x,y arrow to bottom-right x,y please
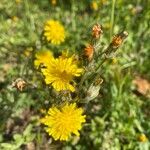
81,24 -> 128,103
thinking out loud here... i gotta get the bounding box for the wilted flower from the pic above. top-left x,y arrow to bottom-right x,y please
40,103 -> 86,141
12,78 -> 26,91
111,31 -> 128,49
41,52 -> 83,92
84,44 -> 94,61
44,20 -> 66,45
92,23 -> 103,39
85,77 -> 103,101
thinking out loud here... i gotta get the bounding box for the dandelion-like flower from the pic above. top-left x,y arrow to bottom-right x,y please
41,53 -> 83,92
40,103 -> 86,141
34,50 -> 53,69
44,20 -> 66,45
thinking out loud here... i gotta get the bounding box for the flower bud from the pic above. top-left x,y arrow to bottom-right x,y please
92,23 -> 103,39
111,31 -> 128,49
84,44 -> 94,61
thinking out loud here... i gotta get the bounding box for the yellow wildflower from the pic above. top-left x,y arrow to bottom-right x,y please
91,1 -> 98,11
34,50 -> 53,69
41,53 -> 83,92
15,0 -> 21,4
24,47 -> 33,57
51,0 -> 57,5
12,16 -> 19,22
40,103 -> 86,141
112,58 -> 118,64
138,134 -> 148,142
44,20 -> 66,45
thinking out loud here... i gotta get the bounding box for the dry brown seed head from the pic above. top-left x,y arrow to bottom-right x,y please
12,78 -> 26,91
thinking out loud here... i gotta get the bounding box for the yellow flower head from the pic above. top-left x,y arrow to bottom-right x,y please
41,53 -> 83,92
91,1 -> 98,11
40,103 -> 86,141
24,47 -> 33,57
34,50 -> 53,69
138,134 -> 148,142
44,20 -> 66,45
51,0 -> 57,5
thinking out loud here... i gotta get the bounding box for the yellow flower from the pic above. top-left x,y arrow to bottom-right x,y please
44,20 -> 66,45
138,134 -> 148,142
12,16 -> 19,22
40,103 -> 86,141
91,1 -> 98,11
51,0 -> 57,5
34,50 -> 53,69
111,58 -> 118,64
41,53 -> 83,92
15,0 -> 21,4
24,47 -> 33,57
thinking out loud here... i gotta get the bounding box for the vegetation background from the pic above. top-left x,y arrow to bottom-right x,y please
0,0 -> 150,149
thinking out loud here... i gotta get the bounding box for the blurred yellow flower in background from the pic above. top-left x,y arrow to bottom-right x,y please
138,134 -> 148,142
91,1 -> 98,11
24,47 -> 33,57
111,58 -> 118,64
44,20 -> 66,45
40,103 -> 86,141
34,50 -> 53,69
15,0 -> 21,4
41,53 -> 83,92
11,16 -> 19,22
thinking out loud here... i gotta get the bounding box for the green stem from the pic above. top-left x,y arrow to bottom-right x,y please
71,0 -> 76,31
110,0 -> 116,41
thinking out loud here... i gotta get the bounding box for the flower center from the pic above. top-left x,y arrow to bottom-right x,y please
57,70 -> 72,82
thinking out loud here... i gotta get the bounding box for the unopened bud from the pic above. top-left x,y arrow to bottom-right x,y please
92,23 -> 103,39
111,31 -> 128,49
84,44 -> 94,61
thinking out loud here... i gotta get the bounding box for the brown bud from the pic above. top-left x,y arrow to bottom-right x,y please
84,44 -> 94,61
92,23 -> 103,39
111,31 -> 128,49
12,78 -> 26,91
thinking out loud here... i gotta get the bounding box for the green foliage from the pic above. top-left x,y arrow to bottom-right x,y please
0,124 -> 35,150
0,0 -> 150,149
